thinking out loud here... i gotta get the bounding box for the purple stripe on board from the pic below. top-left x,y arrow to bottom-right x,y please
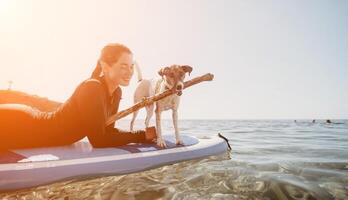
0,150 -> 26,164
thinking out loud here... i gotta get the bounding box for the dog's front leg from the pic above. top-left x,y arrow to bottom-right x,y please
172,109 -> 183,145
145,104 -> 154,128
155,110 -> 167,148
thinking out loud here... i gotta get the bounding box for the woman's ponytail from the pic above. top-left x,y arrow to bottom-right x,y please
90,61 -> 102,79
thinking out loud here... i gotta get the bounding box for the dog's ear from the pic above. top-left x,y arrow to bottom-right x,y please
158,67 -> 170,77
181,65 -> 193,76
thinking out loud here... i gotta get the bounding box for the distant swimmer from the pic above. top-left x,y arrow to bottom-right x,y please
312,119 -> 316,123
325,119 -> 344,125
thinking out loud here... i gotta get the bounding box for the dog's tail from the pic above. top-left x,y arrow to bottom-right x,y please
134,61 -> 143,82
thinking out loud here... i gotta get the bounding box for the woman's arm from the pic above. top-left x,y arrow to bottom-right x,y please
74,80 -> 146,148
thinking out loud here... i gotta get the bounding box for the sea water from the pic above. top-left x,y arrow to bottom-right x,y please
1,119 -> 347,200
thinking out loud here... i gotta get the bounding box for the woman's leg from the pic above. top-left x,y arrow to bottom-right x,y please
0,90 -> 61,112
0,104 -> 42,149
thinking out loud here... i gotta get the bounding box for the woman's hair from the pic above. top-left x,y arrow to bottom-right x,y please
91,43 -> 132,79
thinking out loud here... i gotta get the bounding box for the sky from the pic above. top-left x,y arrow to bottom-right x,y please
0,0 -> 347,120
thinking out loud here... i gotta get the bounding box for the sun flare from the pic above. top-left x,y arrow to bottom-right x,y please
0,0 -> 12,14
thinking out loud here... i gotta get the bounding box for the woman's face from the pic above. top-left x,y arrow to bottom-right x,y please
102,52 -> 134,87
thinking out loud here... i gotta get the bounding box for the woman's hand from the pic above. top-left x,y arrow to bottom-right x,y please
145,126 -> 157,143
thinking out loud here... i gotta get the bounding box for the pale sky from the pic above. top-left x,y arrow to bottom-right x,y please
0,0 -> 347,119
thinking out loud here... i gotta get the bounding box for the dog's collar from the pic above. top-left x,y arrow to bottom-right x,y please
155,78 -> 171,94
162,79 -> 172,90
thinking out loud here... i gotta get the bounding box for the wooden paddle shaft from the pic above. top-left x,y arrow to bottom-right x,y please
106,73 -> 214,126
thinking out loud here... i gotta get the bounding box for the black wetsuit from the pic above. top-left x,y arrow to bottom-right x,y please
0,76 -> 145,149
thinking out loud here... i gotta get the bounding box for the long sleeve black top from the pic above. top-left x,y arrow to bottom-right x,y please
0,76 -> 145,149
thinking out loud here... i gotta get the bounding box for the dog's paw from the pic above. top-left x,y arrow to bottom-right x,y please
157,139 -> 167,148
175,139 -> 184,146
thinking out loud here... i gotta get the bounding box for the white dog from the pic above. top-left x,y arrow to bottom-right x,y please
130,64 -> 193,148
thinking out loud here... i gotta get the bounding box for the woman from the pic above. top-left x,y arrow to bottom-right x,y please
0,43 -> 156,149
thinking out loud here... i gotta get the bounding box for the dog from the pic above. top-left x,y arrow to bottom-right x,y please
130,64 -> 193,148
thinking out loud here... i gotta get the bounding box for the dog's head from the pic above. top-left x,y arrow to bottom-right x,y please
158,64 -> 193,96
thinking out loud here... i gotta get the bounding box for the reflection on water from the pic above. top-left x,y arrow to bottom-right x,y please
1,120 -> 347,199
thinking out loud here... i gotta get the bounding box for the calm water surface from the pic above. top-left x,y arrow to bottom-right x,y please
1,120 -> 347,199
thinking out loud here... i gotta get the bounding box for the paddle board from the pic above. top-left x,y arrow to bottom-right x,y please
0,134 -> 228,191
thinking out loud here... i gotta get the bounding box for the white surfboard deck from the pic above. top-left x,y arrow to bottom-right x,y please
0,134 -> 228,191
